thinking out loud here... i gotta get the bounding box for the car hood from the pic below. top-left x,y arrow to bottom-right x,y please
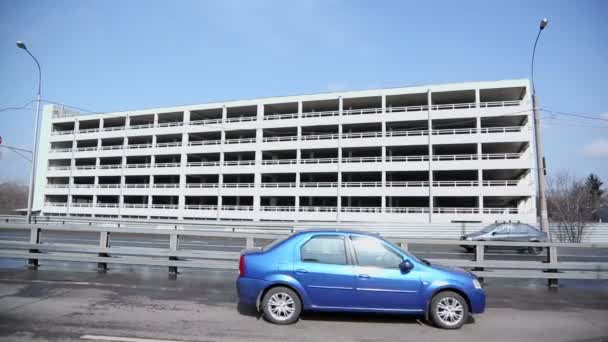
430,263 -> 476,279
462,231 -> 486,239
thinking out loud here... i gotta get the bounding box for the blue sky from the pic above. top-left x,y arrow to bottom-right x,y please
0,0 -> 606,184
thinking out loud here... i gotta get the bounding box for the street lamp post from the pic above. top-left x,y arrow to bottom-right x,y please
17,40 -> 42,224
530,19 -> 550,236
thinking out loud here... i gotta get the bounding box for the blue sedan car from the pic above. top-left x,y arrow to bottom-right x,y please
237,230 -> 485,329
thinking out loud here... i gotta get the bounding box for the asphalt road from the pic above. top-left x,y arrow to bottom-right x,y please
1,229 -> 608,263
0,263 -> 607,342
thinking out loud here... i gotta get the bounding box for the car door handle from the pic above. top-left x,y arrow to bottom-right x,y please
358,274 -> 370,279
296,269 -> 308,274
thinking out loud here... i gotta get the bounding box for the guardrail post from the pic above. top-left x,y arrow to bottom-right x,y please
246,237 -> 255,249
168,234 -> 179,274
473,243 -> 485,283
97,232 -> 110,272
545,246 -> 559,288
27,228 -> 41,269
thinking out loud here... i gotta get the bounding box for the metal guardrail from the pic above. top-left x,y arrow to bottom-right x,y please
2,214 -> 608,241
0,221 -> 606,284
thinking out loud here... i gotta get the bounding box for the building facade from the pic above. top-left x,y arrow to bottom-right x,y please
34,79 -> 538,223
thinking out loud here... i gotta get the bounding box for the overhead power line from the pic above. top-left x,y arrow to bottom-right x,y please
0,145 -> 32,163
0,100 -> 36,113
540,108 -> 608,123
0,144 -> 33,153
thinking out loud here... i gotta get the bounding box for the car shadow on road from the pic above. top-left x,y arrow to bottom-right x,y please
300,311 -> 423,325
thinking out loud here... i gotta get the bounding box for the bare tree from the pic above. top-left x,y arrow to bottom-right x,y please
0,182 -> 28,215
546,171 -> 596,242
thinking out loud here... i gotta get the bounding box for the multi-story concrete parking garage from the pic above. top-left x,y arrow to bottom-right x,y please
35,79 -> 538,223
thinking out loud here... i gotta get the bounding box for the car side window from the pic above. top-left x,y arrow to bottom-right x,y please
495,225 -> 511,235
351,236 -> 402,269
300,236 -> 347,265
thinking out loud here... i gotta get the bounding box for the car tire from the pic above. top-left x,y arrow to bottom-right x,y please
262,286 -> 302,325
528,246 -> 542,255
463,246 -> 474,253
429,291 -> 469,329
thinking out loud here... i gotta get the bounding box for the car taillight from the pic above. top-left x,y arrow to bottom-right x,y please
239,255 -> 246,277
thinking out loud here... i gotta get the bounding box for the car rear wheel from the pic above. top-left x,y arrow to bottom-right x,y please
262,286 -> 301,325
528,246 -> 542,255
429,291 -> 469,329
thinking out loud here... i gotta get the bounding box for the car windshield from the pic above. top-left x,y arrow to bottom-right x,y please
478,224 -> 499,234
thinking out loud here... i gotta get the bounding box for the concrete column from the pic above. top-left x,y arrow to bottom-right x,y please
297,101 -> 303,118
296,147 -> 301,165
222,105 -> 227,122
148,173 -> 154,211
381,170 -> 386,212
183,110 -> 191,124
118,176 -> 124,208
381,95 -> 387,113
153,113 -> 159,127
181,131 -> 188,167
257,103 -> 264,121
427,89 -> 433,223
475,88 -> 481,108
219,132 -> 226,163
254,171 -> 261,188
256,128 -> 263,145
337,96 -> 343,222
253,193 -> 260,219
217,192 -> 223,220
178,187 -> 185,213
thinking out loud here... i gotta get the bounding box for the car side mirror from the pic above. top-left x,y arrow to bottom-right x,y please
399,259 -> 414,273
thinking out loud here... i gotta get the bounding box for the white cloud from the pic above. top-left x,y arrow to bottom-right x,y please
581,139 -> 608,158
600,113 -> 608,120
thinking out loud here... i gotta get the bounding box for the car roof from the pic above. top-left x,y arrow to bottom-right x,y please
293,229 -> 380,237
491,222 -> 539,230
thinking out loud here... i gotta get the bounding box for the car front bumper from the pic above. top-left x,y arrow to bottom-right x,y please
468,288 -> 486,314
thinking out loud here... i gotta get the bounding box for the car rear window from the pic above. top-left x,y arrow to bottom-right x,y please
262,235 -> 290,252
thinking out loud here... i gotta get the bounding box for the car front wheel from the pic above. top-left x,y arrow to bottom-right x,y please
429,291 -> 469,329
262,286 -> 302,325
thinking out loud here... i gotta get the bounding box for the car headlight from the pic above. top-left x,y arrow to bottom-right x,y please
472,278 -> 483,289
